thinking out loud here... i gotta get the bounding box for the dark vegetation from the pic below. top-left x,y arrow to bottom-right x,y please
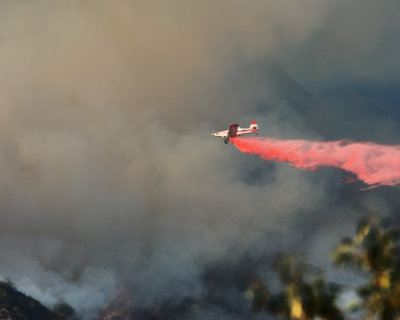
0,280 -> 76,320
1,217 -> 400,320
249,217 -> 400,320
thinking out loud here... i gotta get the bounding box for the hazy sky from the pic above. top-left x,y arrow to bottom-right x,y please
0,1 -> 399,318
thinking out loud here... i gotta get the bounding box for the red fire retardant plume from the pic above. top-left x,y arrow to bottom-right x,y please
231,137 -> 400,188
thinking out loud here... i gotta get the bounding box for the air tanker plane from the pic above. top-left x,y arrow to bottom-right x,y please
212,121 -> 259,144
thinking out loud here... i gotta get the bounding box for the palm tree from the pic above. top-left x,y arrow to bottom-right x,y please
332,217 -> 400,320
249,254 -> 343,320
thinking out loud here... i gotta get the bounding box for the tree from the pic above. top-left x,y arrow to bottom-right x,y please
249,254 -> 343,320
332,217 -> 400,320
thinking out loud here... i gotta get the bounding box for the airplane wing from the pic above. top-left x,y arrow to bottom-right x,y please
228,124 -> 239,137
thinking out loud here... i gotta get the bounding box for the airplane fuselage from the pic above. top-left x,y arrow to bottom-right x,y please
212,121 -> 258,144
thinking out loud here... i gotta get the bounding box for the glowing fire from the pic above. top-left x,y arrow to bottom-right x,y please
231,137 -> 400,188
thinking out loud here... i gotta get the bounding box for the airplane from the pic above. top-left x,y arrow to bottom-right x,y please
212,121 -> 259,144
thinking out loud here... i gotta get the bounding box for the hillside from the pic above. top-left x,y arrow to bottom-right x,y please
0,280 -> 66,320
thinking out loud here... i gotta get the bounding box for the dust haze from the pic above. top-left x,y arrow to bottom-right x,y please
0,0 -> 399,318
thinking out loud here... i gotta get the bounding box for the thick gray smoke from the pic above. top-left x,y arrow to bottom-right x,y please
0,0 -> 399,318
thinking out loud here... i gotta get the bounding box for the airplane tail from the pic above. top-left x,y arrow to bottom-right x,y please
250,121 -> 258,130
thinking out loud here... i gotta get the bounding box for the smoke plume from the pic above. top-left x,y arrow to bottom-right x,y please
0,0 -> 399,318
232,137 -> 400,188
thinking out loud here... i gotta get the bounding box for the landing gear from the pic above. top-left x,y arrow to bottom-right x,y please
224,138 -> 229,144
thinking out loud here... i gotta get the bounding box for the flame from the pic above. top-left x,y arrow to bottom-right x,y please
231,137 -> 400,188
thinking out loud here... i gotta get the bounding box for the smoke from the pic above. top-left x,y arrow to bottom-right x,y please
232,137 -> 400,188
278,0 -> 400,90
0,0 -> 398,319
